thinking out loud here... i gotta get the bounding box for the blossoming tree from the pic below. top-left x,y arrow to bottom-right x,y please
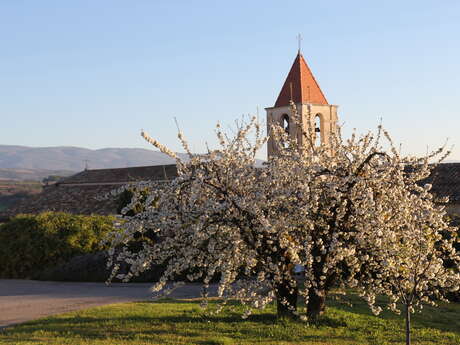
355,174 -> 460,345
106,107 -> 459,326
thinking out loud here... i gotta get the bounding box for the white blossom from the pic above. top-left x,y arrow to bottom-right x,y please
105,110 -> 459,324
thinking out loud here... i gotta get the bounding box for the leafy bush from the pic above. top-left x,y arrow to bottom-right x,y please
447,214 -> 460,302
116,187 -> 152,216
36,251 -> 168,282
0,212 -> 116,279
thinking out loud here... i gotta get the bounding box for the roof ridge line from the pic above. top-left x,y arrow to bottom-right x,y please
297,53 -> 304,104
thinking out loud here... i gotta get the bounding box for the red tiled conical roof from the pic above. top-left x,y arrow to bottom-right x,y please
274,53 -> 328,107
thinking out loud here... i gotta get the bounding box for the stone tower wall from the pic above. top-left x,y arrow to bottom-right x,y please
266,103 -> 338,158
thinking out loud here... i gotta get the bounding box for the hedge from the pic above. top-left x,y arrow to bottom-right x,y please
0,212 -> 116,279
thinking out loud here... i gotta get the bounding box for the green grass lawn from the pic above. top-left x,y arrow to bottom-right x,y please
1,293 -> 459,345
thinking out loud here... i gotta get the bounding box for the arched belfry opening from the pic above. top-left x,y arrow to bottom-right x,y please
266,51 -> 338,159
315,114 -> 322,147
281,114 -> 290,135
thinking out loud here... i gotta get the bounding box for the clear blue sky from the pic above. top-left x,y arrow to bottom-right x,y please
1,0 -> 459,160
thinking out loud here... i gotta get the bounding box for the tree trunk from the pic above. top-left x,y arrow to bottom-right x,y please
275,281 -> 298,320
405,304 -> 411,345
307,287 -> 326,322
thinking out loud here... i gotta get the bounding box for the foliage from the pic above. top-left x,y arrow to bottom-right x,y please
116,189 -> 135,214
440,214 -> 460,303
451,214 -> 460,252
116,187 -> 151,216
1,294 -> 460,344
0,212 -> 116,278
106,105 -> 460,329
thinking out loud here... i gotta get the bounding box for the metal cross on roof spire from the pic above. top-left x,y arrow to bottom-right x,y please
296,33 -> 302,54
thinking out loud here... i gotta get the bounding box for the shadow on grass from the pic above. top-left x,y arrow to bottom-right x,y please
0,312 -> 346,343
328,293 -> 460,337
2,297 -> 459,344
1,318 -> 202,341
0,318 -> 355,345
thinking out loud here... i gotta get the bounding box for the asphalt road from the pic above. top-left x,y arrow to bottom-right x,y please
0,279 -> 211,329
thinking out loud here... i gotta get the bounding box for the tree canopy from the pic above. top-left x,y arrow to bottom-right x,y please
106,105 -> 459,339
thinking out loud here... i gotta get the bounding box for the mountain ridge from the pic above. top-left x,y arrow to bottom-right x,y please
0,145 -> 185,173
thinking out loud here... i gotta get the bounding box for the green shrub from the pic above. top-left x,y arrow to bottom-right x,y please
0,212 -> 116,279
116,187 -> 152,216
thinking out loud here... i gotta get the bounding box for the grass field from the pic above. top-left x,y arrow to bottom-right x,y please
1,293 -> 459,345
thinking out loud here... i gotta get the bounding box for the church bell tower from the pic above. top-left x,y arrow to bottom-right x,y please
266,52 -> 338,159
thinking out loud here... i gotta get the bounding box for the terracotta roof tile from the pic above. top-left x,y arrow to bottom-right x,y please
274,53 -> 328,107
59,165 -> 178,185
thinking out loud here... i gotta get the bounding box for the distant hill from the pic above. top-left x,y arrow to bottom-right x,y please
0,145 -> 266,182
0,145 -> 186,173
